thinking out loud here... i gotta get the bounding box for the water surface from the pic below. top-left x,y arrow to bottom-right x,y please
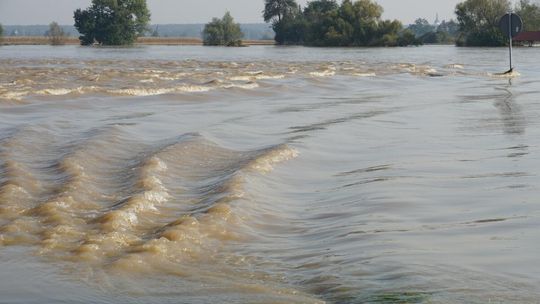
1,45 -> 539,303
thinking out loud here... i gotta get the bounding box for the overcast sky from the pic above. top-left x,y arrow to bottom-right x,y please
0,0 -> 466,25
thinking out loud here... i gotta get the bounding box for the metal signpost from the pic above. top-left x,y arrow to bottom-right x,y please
498,13 -> 523,74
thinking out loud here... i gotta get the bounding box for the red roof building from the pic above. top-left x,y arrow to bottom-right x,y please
513,31 -> 540,46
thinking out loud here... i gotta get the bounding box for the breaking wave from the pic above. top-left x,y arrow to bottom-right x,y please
0,126 -> 307,300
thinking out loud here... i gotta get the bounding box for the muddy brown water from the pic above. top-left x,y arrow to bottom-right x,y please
1,45 -> 539,303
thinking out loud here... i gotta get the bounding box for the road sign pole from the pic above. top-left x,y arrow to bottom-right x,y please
508,12 -> 513,71
499,12 -> 522,74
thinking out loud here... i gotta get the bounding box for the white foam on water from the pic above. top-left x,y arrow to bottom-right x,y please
0,91 -> 28,101
255,74 -> 285,80
353,72 -> 376,77
222,82 -> 260,90
229,76 -> 253,81
445,64 -> 465,69
108,88 -> 176,96
249,146 -> 299,174
176,85 -> 212,93
310,66 -> 337,77
490,70 -> 521,78
36,87 -> 92,96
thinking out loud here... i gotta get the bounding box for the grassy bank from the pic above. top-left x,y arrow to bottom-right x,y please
0,36 -> 275,46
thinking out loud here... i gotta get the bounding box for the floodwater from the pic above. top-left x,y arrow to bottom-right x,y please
0,45 -> 539,304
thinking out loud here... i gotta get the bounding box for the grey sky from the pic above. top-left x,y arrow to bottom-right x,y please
0,0 -> 464,25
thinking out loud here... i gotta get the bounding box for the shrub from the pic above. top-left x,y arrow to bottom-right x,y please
203,12 -> 244,46
47,22 -> 67,45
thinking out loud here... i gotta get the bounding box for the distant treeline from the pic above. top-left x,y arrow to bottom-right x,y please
1,25 -> 78,37
6,0 -> 538,47
1,24 -> 274,40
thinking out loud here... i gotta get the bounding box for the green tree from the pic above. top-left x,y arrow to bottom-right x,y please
273,10 -> 306,44
203,19 -> 225,45
455,0 -> 510,46
263,0 -> 302,44
263,0 -> 299,23
263,0 -> 418,47
73,0 -> 151,45
47,22 -> 67,45
408,18 -> 436,37
349,0 -> 386,45
0,24 -> 3,39
203,12 -> 244,46
516,0 -> 540,31
398,29 -> 421,46
303,0 -> 340,46
420,31 -> 451,44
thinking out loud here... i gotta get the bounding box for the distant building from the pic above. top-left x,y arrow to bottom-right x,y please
513,31 -> 540,46
434,13 -> 440,27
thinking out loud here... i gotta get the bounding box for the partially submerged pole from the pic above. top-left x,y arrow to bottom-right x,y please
498,12 -> 523,74
508,12 -> 513,73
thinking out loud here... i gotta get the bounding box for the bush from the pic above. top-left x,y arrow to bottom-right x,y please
464,28 -> 506,46
398,29 -> 421,46
408,18 -> 436,37
203,12 -> 244,46
74,0 -> 151,45
47,22 -> 67,45
420,30 -> 455,44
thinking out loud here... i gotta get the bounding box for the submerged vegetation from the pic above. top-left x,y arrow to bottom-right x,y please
73,0 -> 150,45
263,0 -> 420,47
203,12 -> 244,46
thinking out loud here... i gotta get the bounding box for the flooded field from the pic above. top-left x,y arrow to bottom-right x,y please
1,45 -> 539,303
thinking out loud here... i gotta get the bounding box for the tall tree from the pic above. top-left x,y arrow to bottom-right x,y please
455,0 -> 510,46
349,0 -> 385,45
263,0 -> 299,23
0,24 -> 3,39
516,0 -> 540,31
73,0 -> 151,45
263,0 -> 303,44
303,0 -> 340,45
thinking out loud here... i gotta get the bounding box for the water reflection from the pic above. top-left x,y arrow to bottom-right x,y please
494,82 -> 526,135
459,81 -> 526,135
